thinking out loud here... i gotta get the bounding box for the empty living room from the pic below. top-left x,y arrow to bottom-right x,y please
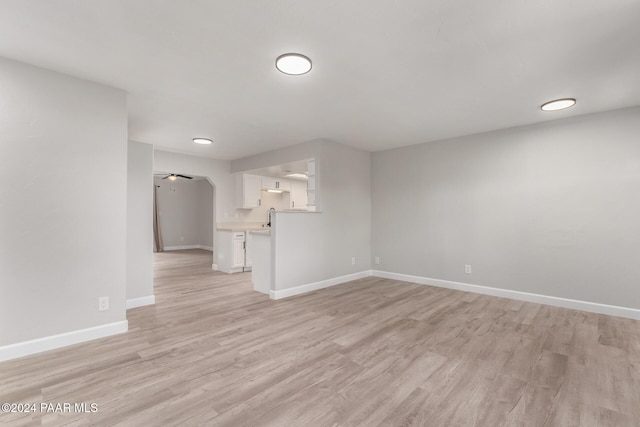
1,1 -> 639,426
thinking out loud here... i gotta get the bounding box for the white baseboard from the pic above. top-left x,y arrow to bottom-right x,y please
163,245 -> 213,251
218,266 -> 245,274
212,264 -> 218,270
371,270 -> 640,320
0,320 -> 128,362
270,271 -> 371,300
126,295 -> 155,309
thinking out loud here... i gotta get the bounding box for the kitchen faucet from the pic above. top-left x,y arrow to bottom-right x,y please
267,207 -> 275,227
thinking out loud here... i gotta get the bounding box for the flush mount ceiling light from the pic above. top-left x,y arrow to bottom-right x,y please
193,137 -> 213,145
285,173 -> 308,179
541,98 -> 576,111
275,53 -> 312,75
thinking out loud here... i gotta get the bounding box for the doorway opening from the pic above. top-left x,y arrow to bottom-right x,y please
153,172 -> 215,280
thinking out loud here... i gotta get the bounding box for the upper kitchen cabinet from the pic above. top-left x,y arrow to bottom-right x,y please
235,158 -> 317,211
236,173 -> 262,209
286,180 -> 308,210
261,177 -> 291,192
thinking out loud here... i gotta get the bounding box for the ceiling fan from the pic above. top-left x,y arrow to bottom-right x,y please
155,173 -> 193,181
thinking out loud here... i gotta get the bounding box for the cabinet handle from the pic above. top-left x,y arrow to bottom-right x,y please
276,181 -> 279,189
292,201 -> 295,208
258,198 -> 261,206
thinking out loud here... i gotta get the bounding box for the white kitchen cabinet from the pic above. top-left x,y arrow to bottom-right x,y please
261,177 -> 291,192
232,235 -> 245,268
217,230 -> 249,273
236,174 -> 262,209
286,180 -> 308,210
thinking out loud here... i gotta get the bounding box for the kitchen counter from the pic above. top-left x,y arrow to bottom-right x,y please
217,226 -> 267,231
248,229 -> 271,235
216,222 -> 267,232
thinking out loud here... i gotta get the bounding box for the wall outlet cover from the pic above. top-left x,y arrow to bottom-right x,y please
98,296 -> 109,311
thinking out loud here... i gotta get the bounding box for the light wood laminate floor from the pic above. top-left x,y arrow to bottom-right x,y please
1,249 -> 639,426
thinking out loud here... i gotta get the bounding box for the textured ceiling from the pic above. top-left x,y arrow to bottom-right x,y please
0,0 -> 639,159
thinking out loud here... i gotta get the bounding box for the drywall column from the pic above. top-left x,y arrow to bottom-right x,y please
127,141 -> 154,308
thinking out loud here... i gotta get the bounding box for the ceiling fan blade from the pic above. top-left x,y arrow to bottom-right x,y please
176,174 -> 193,179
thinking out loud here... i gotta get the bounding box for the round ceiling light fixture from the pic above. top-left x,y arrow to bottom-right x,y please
541,98 -> 576,111
275,53 -> 312,75
193,137 -> 213,145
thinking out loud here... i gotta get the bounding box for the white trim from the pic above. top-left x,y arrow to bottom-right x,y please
163,245 -> 213,251
370,270 -> 640,320
218,266 -> 245,274
212,264 -> 218,270
126,295 -> 155,309
0,321 -> 128,362
269,271 -> 370,300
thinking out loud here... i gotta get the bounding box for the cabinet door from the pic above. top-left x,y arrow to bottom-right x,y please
261,177 -> 277,190
242,174 -> 262,208
290,180 -> 308,209
233,238 -> 245,268
276,179 -> 291,192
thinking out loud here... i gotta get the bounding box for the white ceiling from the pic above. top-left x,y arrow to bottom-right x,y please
1,1 -> 639,160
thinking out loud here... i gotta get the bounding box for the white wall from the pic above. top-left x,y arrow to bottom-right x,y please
0,57 -> 128,352
127,141 -> 154,302
233,140 -> 372,291
372,107 -> 640,310
155,177 -> 213,249
240,190 -> 286,224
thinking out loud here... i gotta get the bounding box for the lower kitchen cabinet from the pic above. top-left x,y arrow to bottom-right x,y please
217,230 -> 250,273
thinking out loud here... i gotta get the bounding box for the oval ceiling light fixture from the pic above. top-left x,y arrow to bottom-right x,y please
193,137 -> 213,145
275,53 -> 312,75
541,98 -> 576,111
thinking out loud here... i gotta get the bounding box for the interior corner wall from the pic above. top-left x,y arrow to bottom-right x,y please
371,107 -> 640,310
0,56 -> 128,350
127,141 -> 154,301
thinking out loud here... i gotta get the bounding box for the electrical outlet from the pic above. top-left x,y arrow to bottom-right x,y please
374,256 -> 380,265
98,296 -> 109,311
465,265 -> 472,274
351,257 -> 356,265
